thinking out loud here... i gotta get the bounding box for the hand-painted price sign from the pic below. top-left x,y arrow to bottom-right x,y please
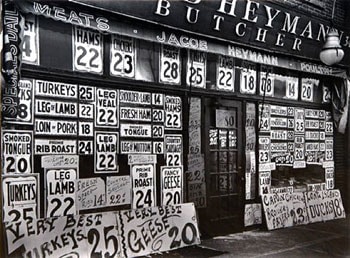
131,164 -> 155,209
160,45 -> 181,84
77,178 -> 106,210
165,95 -> 182,129
78,140 -> 93,155
73,27 -> 103,74
96,88 -> 118,127
161,166 -> 183,206
110,35 -> 135,78
285,77 -> 298,100
301,79 -> 314,102
15,79 -> 34,124
95,132 -> 119,173
46,169 -> 77,217
186,50 -> 206,88
2,130 -> 32,174
22,14 -> 39,65
106,176 -> 131,206
240,67 -> 256,94
2,175 -> 38,222
217,55 -> 234,91
259,71 -> 274,96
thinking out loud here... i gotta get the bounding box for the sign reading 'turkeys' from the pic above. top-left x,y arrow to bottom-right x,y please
68,0 -> 350,64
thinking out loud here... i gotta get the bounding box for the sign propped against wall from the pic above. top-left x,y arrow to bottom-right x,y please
4,204 -> 200,258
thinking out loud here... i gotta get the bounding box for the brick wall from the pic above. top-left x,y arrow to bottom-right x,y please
268,0 -> 347,27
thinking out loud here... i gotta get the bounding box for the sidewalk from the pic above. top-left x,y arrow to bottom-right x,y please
158,216 -> 350,257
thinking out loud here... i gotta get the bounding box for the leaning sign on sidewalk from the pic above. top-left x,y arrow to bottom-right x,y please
4,203 -> 200,258
262,190 -> 346,230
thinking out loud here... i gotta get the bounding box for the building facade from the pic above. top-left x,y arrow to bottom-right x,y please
1,0 -> 350,257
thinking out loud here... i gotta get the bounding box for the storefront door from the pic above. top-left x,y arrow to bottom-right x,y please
203,98 -> 243,236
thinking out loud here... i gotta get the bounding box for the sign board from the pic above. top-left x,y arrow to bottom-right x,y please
46,169 -> 77,217
95,132 -> 119,173
2,130 -> 33,174
131,164 -> 155,209
165,95 -> 182,129
186,50 -> 206,88
119,89 -> 151,105
22,14 -> 39,65
35,80 -> 78,99
106,176 -> 131,206
110,35 -> 135,78
73,26 -> 103,74
15,79 -> 34,124
96,88 -> 118,127
35,119 -> 77,136
2,175 -> 38,223
35,139 -> 77,154
161,166 -> 183,206
216,55 -> 234,91
76,177 -> 106,210
160,45 -> 181,84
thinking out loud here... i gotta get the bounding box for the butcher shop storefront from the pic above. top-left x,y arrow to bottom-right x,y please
1,0 -> 349,257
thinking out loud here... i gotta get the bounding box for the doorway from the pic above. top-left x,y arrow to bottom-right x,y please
202,98 -> 243,236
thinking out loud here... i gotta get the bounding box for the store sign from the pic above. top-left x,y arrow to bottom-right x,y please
77,177 -> 106,210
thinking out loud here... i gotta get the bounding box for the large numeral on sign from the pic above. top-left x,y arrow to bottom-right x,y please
167,153 -> 182,166
88,227 -> 119,258
169,223 -> 198,249
5,156 -> 30,173
165,192 -> 181,206
49,197 -> 74,217
135,189 -> 153,208
98,153 -> 117,170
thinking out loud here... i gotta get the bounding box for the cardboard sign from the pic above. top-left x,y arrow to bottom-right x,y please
77,177 -> 106,210
161,166 -> 183,206
78,103 -> 94,119
189,98 -> 201,154
79,85 -> 95,101
110,35 -> 135,78
262,193 -> 294,230
2,130 -> 32,174
118,204 -> 200,257
106,176 -> 131,206
160,45 -> 181,84
120,124 -> 152,138
259,171 -> 271,195
46,169 -> 77,217
244,204 -> 262,227
290,192 -> 309,226
304,190 -> 346,223
95,132 -> 119,173
216,109 -> 236,128
2,175 -> 38,223
217,55 -> 234,91
165,135 -> 183,166
120,140 -> 152,154
186,50 -> 206,88
35,139 -> 77,154
301,79 -> 315,102
73,26 -> 103,74
131,164 -> 155,209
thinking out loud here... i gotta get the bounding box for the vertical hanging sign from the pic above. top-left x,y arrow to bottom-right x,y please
131,164 -> 155,209
186,50 -> 206,88
110,35 -> 135,78
73,26 -> 103,74
2,1 -> 24,120
160,45 -> 181,84
96,88 -> 118,127
95,132 -> 119,173
161,166 -> 183,206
